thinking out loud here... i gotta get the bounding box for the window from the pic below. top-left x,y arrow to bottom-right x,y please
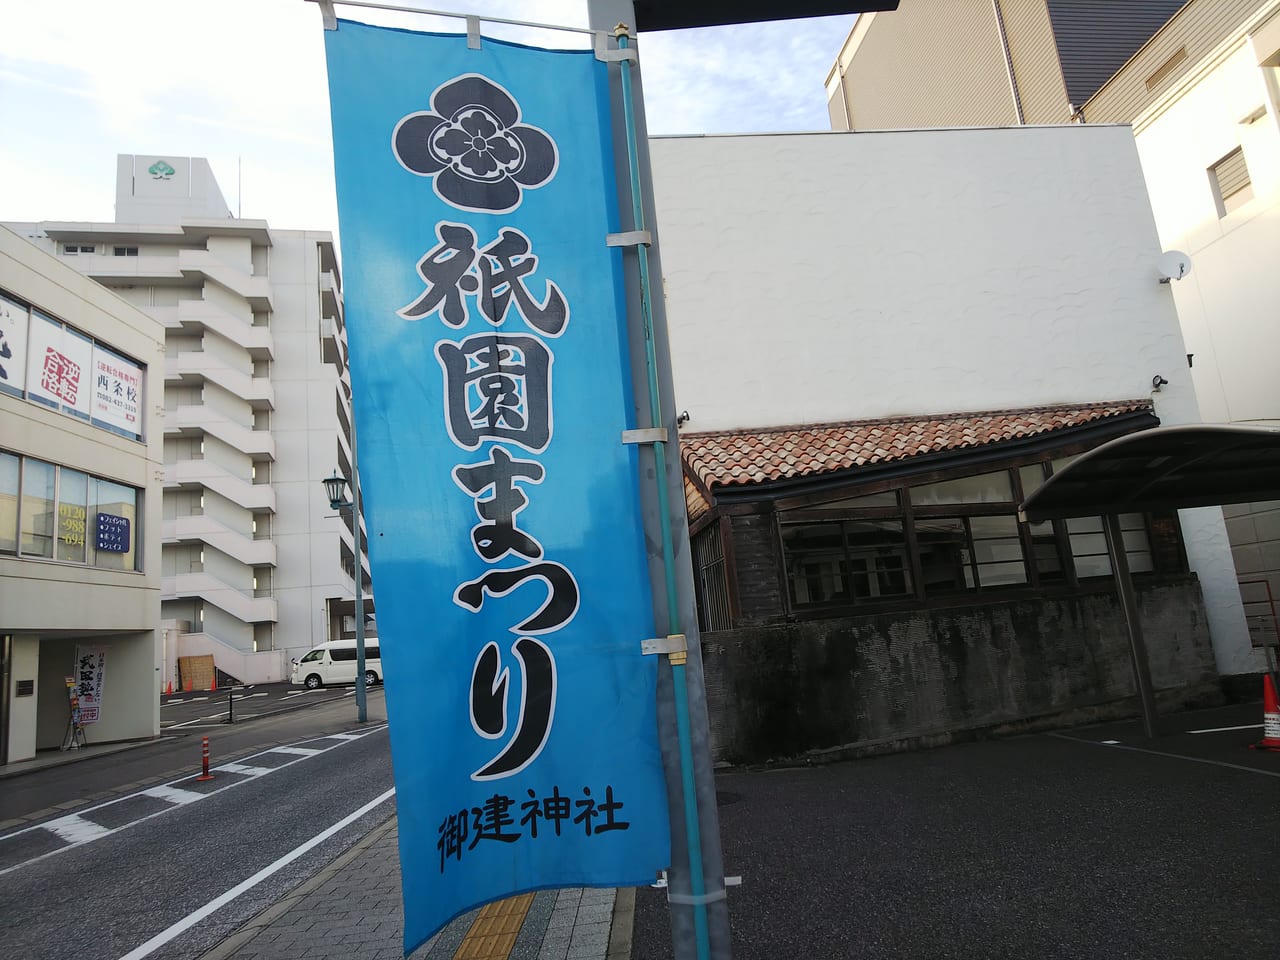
330,646 -> 358,662
0,452 -> 18,553
113,246 -> 139,257
1210,148 -> 1253,216
783,519 -> 911,608
3,452 -> 143,571
0,287 -> 145,441
693,524 -> 731,631
62,244 -> 95,255
1066,514 -> 1152,579
88,477 -> 138,571
20,459 -> 55,558
300,649 -> 324,663
778,456 -> 1169,613
56,469 -> 88,563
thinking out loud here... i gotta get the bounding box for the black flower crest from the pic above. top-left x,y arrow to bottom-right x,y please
392,74 -> 558,214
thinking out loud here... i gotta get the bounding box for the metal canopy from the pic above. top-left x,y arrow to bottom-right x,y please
1020,424 -> 1280,523
633,1 -> 900,31
1019,423 -> 1280,740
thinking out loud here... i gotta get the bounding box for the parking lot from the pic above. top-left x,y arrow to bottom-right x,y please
631,701 -> 1280,960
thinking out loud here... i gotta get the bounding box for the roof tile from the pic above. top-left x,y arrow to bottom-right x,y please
681,400 -> 1153,491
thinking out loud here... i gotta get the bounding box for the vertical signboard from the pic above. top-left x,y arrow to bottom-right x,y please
324,19 -> 670,952
91,345 -> 143,435
73,645 -> 107,724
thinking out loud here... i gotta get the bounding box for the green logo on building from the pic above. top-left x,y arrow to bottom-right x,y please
148,160 -> 176,180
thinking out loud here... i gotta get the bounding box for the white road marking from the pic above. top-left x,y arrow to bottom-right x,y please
1188,723 -> 1262,734
45,815 -> 111,844
141,785 -> 206,806
213,763 -> 274,777
115,787 -> 397,960
1101,740 -> 1121,745
189,697 -> 208,703
1050,732 -> 1280,778
0,724 -> 391,877
268,746 -> 322,757
160,700 -> 186,707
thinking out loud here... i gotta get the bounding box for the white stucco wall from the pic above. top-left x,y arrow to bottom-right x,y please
649,125 -> 1253,674
1118,16 -> 1280,672
1131,40 -> 1280,428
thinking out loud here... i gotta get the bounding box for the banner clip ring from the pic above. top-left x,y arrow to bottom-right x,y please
594,31 -> 638,63
318,0 -> 337,29
466,15 -> 481,49
622,427 -> 668,445
607,230 -> 651,248
641,634 -> 687,659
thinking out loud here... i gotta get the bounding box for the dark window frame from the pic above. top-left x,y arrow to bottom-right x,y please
775,453 -> 1178,617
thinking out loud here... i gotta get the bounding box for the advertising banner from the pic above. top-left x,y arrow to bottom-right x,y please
0,293 -> 29,396
324,19 -> 671,952
91,345 -> 143,434
73,645 -> 107,724
27,312 -> 92,417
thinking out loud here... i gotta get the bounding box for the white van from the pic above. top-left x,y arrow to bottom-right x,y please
291,639 -> 382,689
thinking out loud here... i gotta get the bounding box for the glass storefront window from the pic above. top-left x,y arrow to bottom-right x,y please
0,452 -> 18,552
90,478 -> 138,571
56,468 -> 89,563
20,458 -> 55,558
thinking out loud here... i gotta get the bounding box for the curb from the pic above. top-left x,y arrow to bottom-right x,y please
198,811 -> 399,960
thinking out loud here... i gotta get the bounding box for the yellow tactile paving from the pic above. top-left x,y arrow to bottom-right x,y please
453,892 -> 536,960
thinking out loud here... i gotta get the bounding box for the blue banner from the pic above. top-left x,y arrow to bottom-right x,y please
324,19 -> 671,952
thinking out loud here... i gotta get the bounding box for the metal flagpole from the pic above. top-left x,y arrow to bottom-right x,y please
615,27 -> 710,960
587,3 -> 732,959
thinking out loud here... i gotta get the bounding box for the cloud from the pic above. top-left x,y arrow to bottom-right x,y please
0,1 -> 853,231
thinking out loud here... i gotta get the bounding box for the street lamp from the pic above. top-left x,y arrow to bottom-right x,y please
324,469 -> 367,723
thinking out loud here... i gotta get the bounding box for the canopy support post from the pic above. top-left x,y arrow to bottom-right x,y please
1104,513 -> 1160,738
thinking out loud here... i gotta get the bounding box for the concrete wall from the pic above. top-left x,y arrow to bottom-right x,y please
5,637 -> 39,763
702,579 -> 1218,765
649,125 -> 1253,674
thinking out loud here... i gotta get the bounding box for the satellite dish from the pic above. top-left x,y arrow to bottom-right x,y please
1158,250 -> 1192,283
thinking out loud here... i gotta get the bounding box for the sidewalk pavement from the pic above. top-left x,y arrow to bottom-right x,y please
201,814 -> 638,960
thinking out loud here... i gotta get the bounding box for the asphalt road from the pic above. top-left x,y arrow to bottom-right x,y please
631,702 -> 1280,960
2,686 -> 382,826
0,692 -> 395,960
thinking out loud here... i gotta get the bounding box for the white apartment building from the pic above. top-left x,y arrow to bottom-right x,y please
7,155 -> 367,686
1,225 -> 164,763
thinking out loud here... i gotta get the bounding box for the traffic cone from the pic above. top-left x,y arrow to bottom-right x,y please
210,674 -> 217,692
184,678 -> 193,692
1249,673 -> 1280,752
165,681 -> 173,695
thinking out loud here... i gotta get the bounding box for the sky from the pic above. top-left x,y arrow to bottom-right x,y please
0,0 -> 856,237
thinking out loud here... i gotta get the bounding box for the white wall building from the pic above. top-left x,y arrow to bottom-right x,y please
650,123 -> 1255,676
1081,1 -> 1280,646
6,155 -> 366,686
1,225 -> 164,763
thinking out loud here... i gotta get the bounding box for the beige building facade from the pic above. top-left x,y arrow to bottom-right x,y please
1,225 -> 164,763
6,155 -> 366,687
